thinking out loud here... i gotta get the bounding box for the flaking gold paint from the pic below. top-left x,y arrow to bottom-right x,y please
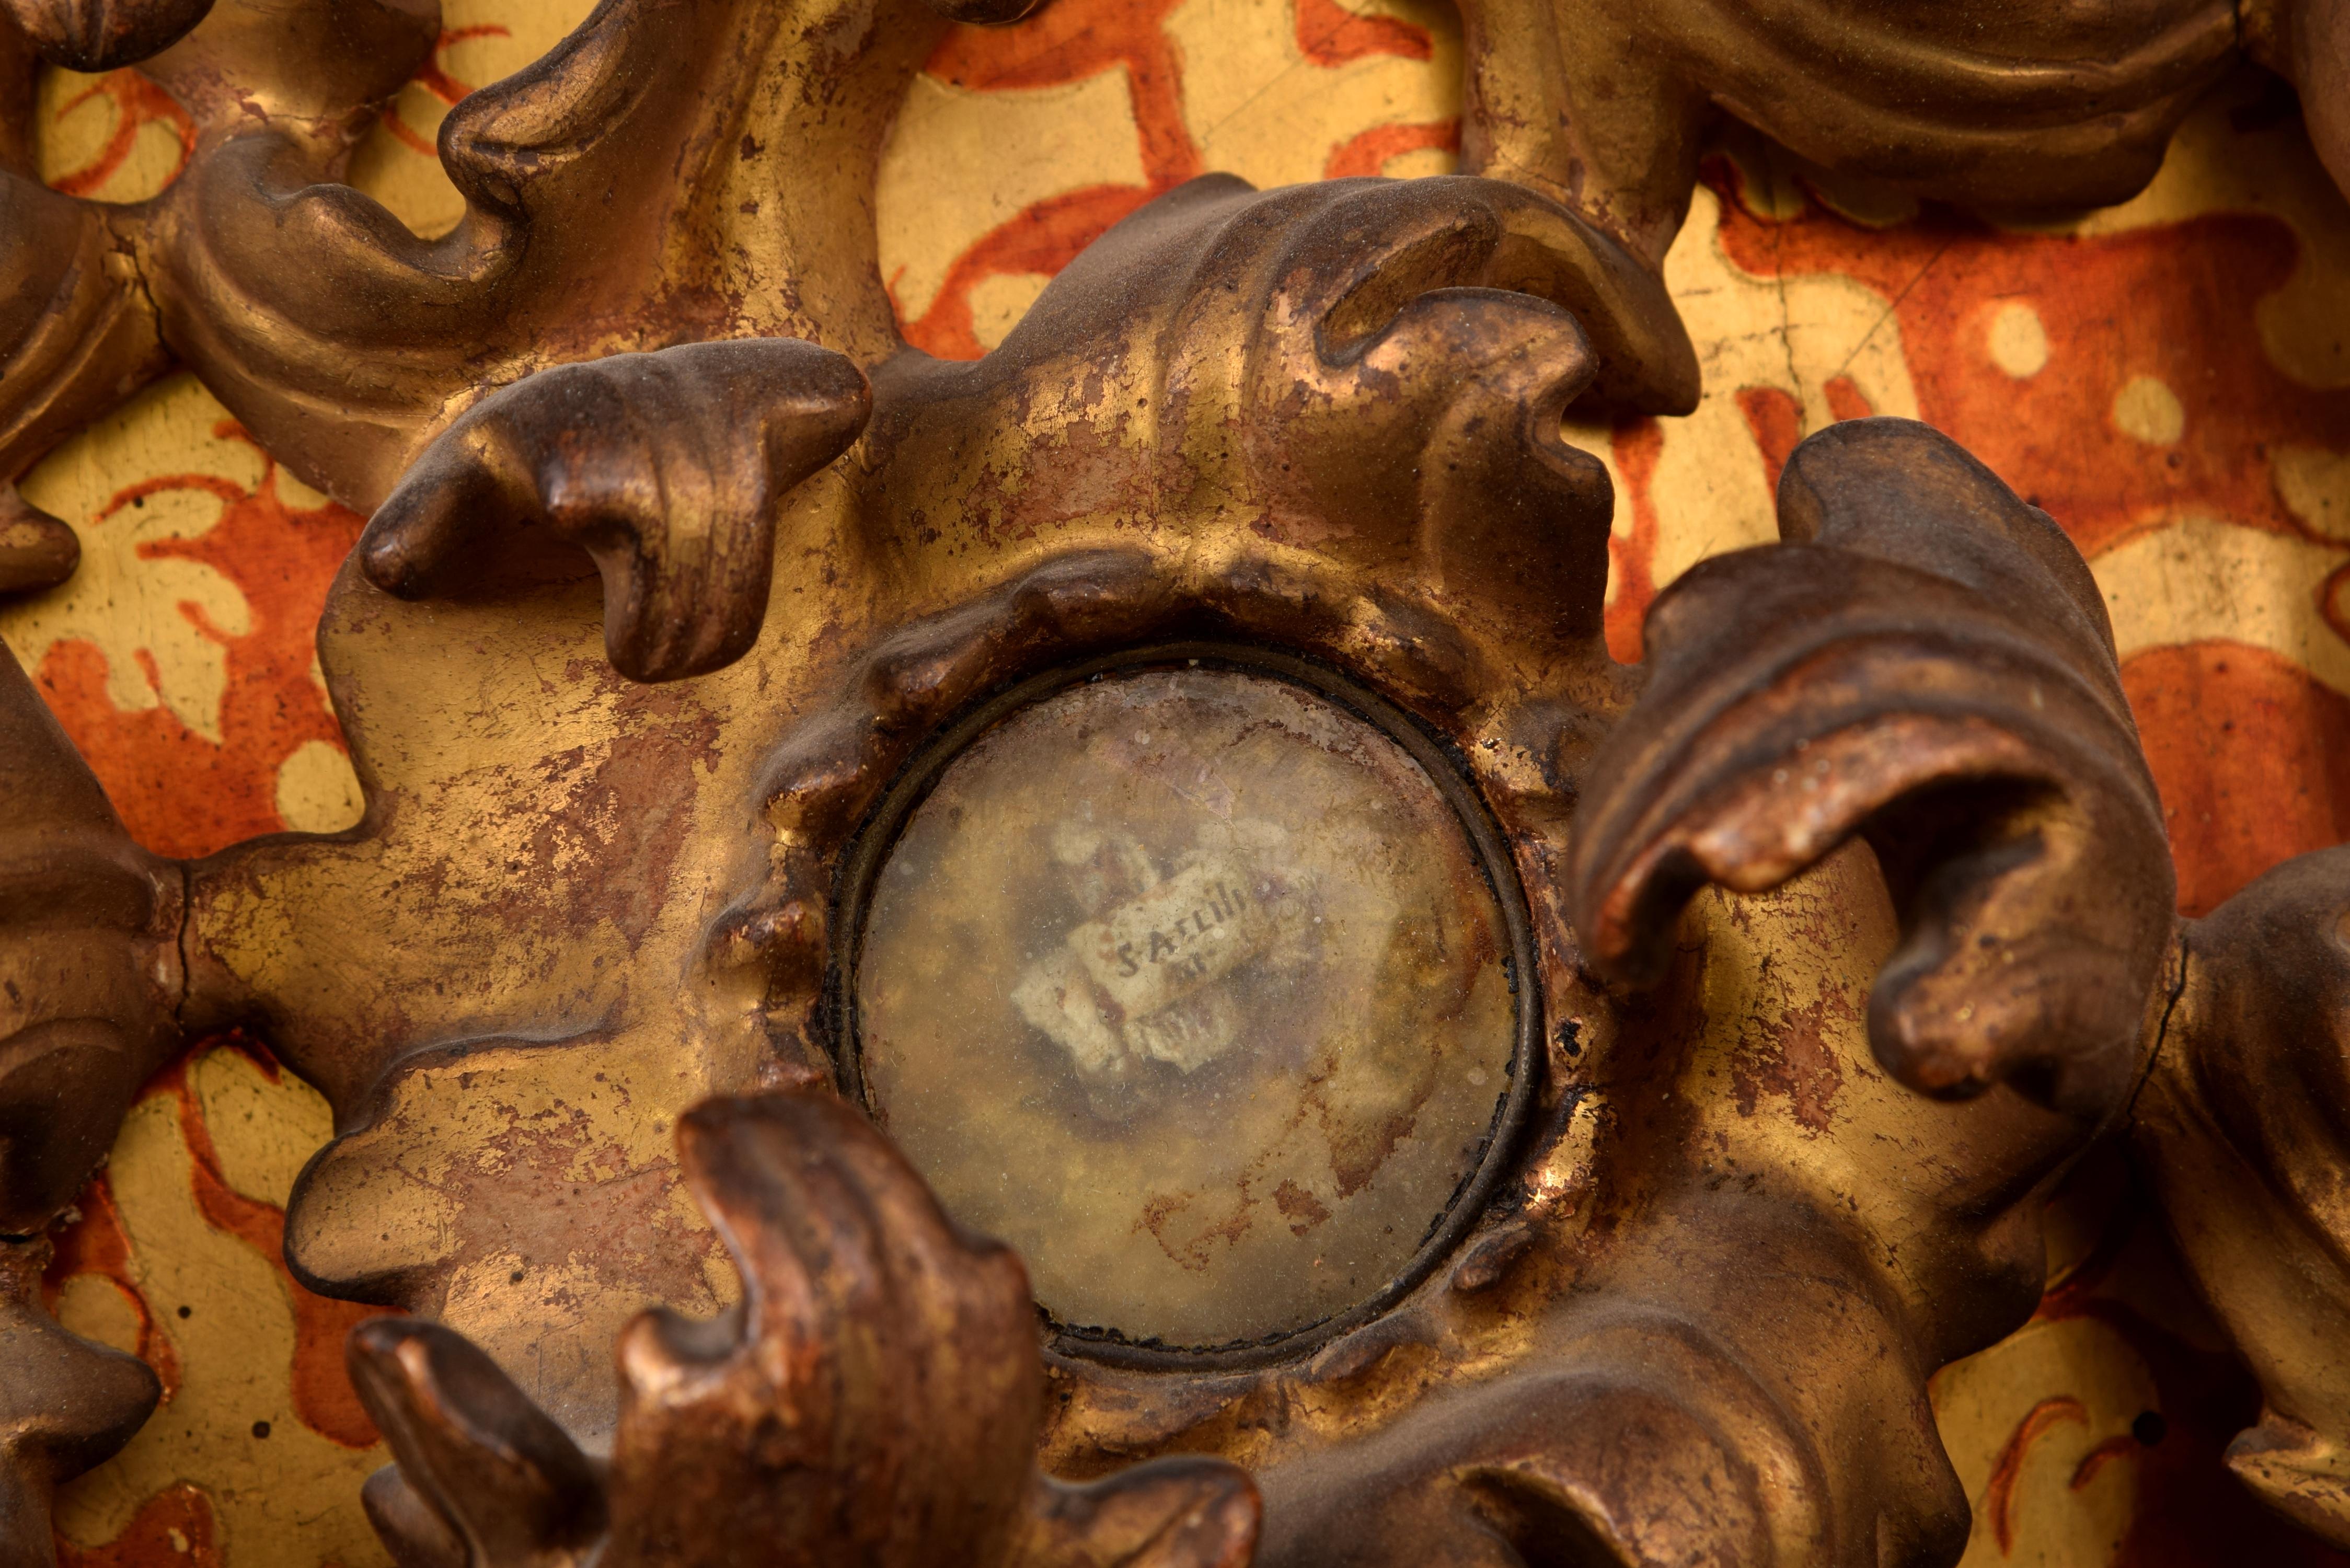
14,2 -> 2350,1562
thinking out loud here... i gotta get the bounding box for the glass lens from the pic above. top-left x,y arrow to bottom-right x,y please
856,665 -> 1515,1349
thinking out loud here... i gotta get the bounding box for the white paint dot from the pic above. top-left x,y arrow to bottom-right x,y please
274,738 -> 364,834
2113,375 -> 2185,446
1986,300 -> 2049,378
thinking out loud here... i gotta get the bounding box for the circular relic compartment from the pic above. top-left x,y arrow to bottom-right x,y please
840,647 -> 1536,1365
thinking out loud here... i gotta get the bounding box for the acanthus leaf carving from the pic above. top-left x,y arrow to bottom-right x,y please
350,1091 -> 1261,1568
1,2 -> 2348,1564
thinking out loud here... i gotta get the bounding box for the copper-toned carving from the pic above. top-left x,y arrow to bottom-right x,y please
0,1238 -> 158,1568
360,341 -> 874,683
1570,419 -> 2175,1114
1458,0 -> 2239,238
349,1091 -> 1260,1568
2247,0 -> 2350,197
3,0 -> 2348,1563
2134,845 -> 2350,1549
0,0 -> 212,73
0,643 -> 180,1239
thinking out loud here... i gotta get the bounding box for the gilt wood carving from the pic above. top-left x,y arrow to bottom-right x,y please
3,2 -> 2350,1565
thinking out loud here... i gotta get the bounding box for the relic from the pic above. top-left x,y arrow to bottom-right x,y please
3,0 -> 2348,1564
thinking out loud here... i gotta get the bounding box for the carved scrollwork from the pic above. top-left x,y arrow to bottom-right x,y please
1458,0 -> 2241,236
228,185 -> 2205,1566
0,493 -> 74,602
1,0 -> 2347,1564
0,645 -> 180,1240
2245,0 -> 2350,197
0,0 -> 212,72
1567,418 -> 2175,1115
2134,845 -> 2350,1547
349,1091 -> 1259,1568
360,340 -> 873,683
0,1238 -> 159,1568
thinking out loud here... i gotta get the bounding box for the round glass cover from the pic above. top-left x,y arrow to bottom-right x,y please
850,659 -> 1522,1352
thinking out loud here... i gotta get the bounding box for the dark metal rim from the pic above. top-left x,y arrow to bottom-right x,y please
831,640 -> 1543,1374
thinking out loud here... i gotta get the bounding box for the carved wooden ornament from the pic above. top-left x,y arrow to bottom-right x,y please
3,1 -> 2349,1565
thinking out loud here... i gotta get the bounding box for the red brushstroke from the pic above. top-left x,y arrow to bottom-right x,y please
901,1 -> 1196,358
30,429 -> 364,860
1323,119 -> 1456,180
1707,140 -> 2350,1566
926,0 -> 1197,183
146,1037 -> 383,1449
46,70 -> 194,200
42,1031 -> 389,1543
1707,158 -> 2350,560
1733,376 -> 1874,501
1984,1396 -> 2089,1553
895,183 -> 1163,361
1736,386 -> 1805,499
1822,373 -> 1874,423
1702,155 -> 2350,930
902,0 -> 1449,358
381,26 -> 514,157
2005,1166 -> 2350,1567
55,1484 -> 218,1568
42,1177 -> 179,1401
1604,417 -> 1664,665
2072,1434 -> 2141,1491
1293,0 -> 1431,66
2123,641 -> 2350,916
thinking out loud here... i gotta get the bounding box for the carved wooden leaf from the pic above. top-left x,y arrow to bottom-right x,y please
348,1090 -> 1261,1568
1567,417 -> 2175,1115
